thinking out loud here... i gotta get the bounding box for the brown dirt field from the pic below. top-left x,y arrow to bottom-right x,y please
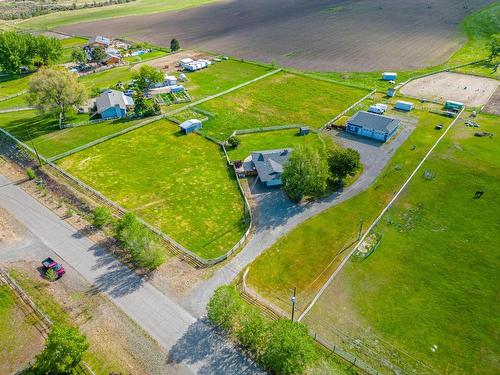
483,87 -> 500,115
400,72 -> 499,107
59,0 -> 494,72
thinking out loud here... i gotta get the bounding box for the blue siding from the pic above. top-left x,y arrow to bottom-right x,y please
183,123 -> 202,134
101,106 -> 126,119
346,123 -> 399,142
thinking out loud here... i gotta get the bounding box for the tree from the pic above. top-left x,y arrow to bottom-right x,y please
92,206 -> 112,229
34,325 -> 88,375
33,35 -> 62,66
487,33 -> 500,62
27,66 -> 87,125
170,38 -> 180,52
236,306 -> 267,353
91,46 -> 107,62
327,147 -> 361,182
133,91 -> 159,117
45,268 -> 58,282
207,285 -> 243,331
281,146 -> 330,202
227,135 -> 240,148
133,64 -> 164,90
71,47 -> 88,65
0,31 -> 32,73
260,319 -> 316,375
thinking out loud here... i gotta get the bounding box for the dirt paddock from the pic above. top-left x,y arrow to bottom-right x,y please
59,0 -> 494,72
400,72 -> 499,107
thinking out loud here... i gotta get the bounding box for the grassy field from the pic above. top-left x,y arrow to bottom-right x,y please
246,108 -> 453,314
58,37 -> 88,64
0,283 -> 44,374
0,74 -> 31,100
123,50 -> 168,63
304,113 -> 500,374
311,3 -> 500,90
0,94 -> 29,110
183,60 -> 273,100
58,119 -> 247,259
0,110 -> 145,158
18,0 -> 221,30
226,129 -> 329,161
78,66 -> 135,94
192,72 -> 369,140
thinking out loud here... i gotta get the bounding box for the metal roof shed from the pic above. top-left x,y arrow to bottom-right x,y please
179,119 -> 202,134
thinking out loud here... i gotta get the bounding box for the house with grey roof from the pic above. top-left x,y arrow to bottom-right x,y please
346,111 -> 400,142
88,36 -> 111,49
95,89 -> 134,119
251,149 -> 291,187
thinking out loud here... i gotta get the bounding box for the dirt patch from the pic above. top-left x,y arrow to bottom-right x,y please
400,72 -> 499,107
59,0 -> 493,72
0,207 -> 24,247
133,50 -> 210,72
483,86 -> 500,115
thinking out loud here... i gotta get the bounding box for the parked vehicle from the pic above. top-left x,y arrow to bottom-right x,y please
368,105 -> 384,114
41,257 -> 65,278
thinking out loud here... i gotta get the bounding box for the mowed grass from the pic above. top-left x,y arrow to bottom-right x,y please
123,50 -> 168,63
19,0 -> 221,30
226,129 -> 329,161
183,60 -> 273,100
58,119 -> 247,259
0,110 -> 144,158
0,74 -> 31,99
304,113 -> 500,374
0,283 -> 43,374
193,72 -> 369,140
79,66 -> 135,94
246,109 -> 453,313
0,94 -> 29,110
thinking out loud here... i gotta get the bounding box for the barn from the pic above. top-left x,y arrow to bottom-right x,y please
346,111 -> 400,142
179,119 -> 202,134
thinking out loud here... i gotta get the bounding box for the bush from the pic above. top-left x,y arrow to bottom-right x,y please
227,135 -> 241,148
260,319 -> 316,375
207,285 -> 243,331
139,240 -> 166,270
327,147 -> 361,182
33,325 -> 88,375
91,206 -> 112,229
26,167 -> 36,180
236,305 -> 267,353
170,38 -> 180,52
45,268 -> 57,282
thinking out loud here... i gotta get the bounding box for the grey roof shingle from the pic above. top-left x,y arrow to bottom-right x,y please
251,149 -> 291,183
95,89 -> 133,114
348,111 -> 400,134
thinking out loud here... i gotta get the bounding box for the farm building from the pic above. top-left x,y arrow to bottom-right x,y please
394,100 -> 414,111
95,89 -> 134,119
387,88 -> 396,97
368,103 -> 387,114
165,75 -> 177,86
180,58 -> 194,68
106,54 -> 121,65
346,111 -> 400,142
299,126 -> 310,136
88,35 -> 110,49
444,100 -> 464,111
382,72 -> 397,81
251,149 -> 291,187
179,119 -> 202,134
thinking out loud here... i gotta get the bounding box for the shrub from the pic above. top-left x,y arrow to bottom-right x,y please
139,240 -> 166,270
91,206 -> 112,229
236,305 -> 267,353
170,38 -> 180,52
33,325 -> 88,375
207,285 -> 243,331
327,147 -> 361,182
45,268 -> 57,282
26,167 -> 36,180
260,319 -> 316,375
227,135 -> 241,148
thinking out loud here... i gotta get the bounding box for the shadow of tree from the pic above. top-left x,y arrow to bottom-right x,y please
87,260 -> 144,298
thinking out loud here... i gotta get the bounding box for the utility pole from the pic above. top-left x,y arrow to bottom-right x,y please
291,287 -> 297,322
26,128 -> 42,167
358,220 -> 364,241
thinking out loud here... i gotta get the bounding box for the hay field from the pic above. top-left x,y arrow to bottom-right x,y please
59,0 -> 494,71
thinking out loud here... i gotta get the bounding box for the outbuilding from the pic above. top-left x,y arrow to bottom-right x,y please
88,36 -> 110,49
444,100 -> 464,111
95,89 -> 134,119
387,88 -> 396,97
299,126 -> 310,136
165,75 -> 177,86
394,100 -> 414,111
382,72 -> 397,81
179,119 -> 202,134
346,111 -> 400,142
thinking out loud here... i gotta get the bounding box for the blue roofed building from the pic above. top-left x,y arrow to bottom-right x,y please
179,119 -> 202,134
346,111 -> 400,142
251,149 -> 291,187
95,89 -> 134,119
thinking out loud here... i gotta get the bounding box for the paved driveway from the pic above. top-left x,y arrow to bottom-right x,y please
0,174 -> 262,375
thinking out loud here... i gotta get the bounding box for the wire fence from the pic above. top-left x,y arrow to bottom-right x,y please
322,89 -> 376,130
0,266 -> 96,375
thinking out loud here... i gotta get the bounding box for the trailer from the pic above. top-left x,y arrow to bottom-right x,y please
394,100 -> 414,112
382,72 -> 398,81
444,100 -> 464,111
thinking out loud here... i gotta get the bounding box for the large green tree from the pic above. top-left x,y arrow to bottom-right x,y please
133,64 -> 164,90
488,33 -> 500,62
207,285 -> 243,330
71,47 -> 88,65
327,147 -> 361,182
170,38 -> 180,52
33,35 -> 62,66
27,66 -> 87,125
34,325 -> 88,375
91,46 -> 107,62
281,145 -> 330,202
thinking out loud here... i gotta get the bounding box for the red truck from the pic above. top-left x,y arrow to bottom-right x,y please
41,257 -> 65,278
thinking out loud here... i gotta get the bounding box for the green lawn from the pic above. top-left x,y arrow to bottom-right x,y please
0,94 -> 29,110
19,0 -> 221,30
79,66 -> 135,94
58,119 -> 247,259
304,113 -> 500,375
0,74 -> 31,100
226,129 -> 330,161
246,109 -> 453,314
183,60 -> 274,100
0,110 -> 144,158
60,36 -> 88,48
0,283 -> 43,375
123,50 -> 168,63
192,72 -> 369,140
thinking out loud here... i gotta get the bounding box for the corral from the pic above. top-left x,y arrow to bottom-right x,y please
400,72 -> 499,107
58,0 -> 494,71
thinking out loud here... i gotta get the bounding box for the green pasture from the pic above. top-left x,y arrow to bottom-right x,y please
0,95 -> 29,110
58,119 -> 247,259
246,109 -> 454,313
60,36 -> 88,48
123,50 -> 168,63
304,113 -> 500,375
78,66 -> 135,94
0,110 -> 144,158
0,74 -> 31,100
192,72 -> 369,140
19,0 -> 221,30
225,129 -> 330,161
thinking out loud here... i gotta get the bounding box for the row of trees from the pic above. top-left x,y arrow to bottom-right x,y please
207,286 -> 317,375
0,31 -> 62,73
282,144 -> 361,202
